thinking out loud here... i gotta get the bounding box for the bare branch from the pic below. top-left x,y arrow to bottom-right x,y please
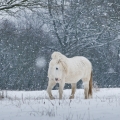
0,0 -> 47,11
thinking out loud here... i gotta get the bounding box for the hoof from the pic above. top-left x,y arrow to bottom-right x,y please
88,95 -> 92,99
50,96 -> 55,100
69,95 -> 74,99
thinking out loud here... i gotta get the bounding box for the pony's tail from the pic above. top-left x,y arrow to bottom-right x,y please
88,71 -> 93,98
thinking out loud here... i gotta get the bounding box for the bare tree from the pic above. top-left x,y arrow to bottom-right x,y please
47,0 -> 120,54
0,0 -> 47,11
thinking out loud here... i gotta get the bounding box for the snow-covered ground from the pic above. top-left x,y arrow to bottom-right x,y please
0,88 -> 120,120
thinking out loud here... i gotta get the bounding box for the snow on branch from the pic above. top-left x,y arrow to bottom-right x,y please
0,0 -> 47,11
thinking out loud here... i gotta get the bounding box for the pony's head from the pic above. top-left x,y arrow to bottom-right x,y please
49,58 -> 68,83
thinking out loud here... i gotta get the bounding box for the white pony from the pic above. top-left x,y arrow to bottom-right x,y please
47,52 -> 93,99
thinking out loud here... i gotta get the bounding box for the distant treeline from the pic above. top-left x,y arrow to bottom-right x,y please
0,0 -> 120,90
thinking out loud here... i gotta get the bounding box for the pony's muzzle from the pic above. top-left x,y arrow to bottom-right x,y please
55,78 -> 58,81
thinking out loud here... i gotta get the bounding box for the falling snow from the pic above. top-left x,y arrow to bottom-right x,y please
36,57 -> 46,68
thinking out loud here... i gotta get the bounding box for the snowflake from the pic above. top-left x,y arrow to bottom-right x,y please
36,57 -> 46,68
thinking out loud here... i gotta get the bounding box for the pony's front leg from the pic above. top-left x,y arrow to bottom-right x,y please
59,81 -> 65,99
69,83 -> 76,99
47,80 -> 56,100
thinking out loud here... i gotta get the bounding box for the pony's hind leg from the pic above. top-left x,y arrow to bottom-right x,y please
83,81 -> 89,99
69,83 -> 76,99
47,80 -> 56,100
88,71 -> 93,98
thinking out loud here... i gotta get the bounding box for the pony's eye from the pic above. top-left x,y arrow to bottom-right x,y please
56,67 -> 58,70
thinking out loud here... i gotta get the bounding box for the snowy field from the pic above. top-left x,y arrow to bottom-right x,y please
0,88 -> 120,120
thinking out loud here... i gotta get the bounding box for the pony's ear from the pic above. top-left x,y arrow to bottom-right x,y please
51,52 -> 62,59
51,52 -> 56,59
51,52 -> 59,59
